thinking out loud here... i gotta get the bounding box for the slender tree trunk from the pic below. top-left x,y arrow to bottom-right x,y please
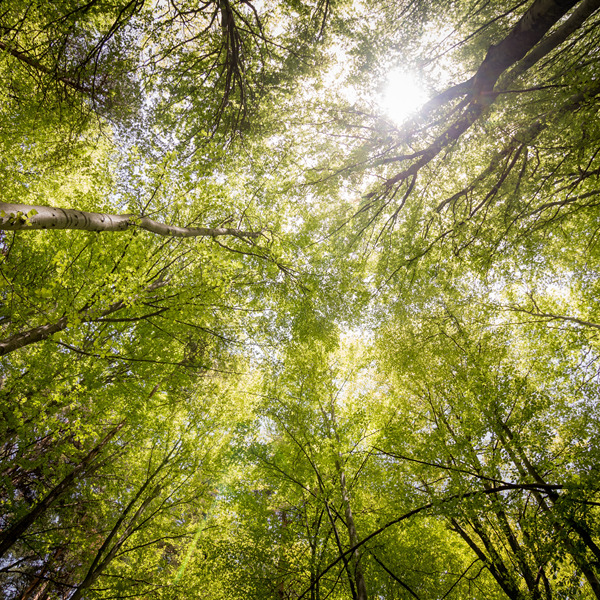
328,403 -> 368,600
451,518 -> 528,600
19,568 -> 49,600
496,421 -> 600,599
24,578 -> 49,600
458,440 -> 540,596
0,41 -> 92,95
69,446 -> 175,600
323,500 -> 358,600
19,546 -> 65,600
434,413 -> 542,598
337,463 -> 368,600
0,203 -> 262,239
308,510 -> 324,600
0,423 -> 123,559
0,279 -> 166,357
69,485 -> 161,600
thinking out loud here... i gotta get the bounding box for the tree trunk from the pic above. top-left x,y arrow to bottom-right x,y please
496,421 -> 600,599
0,203 -> 262,239
69,485 -> 161,600
0,41 -> 92,95
472,0 -> 581,96
337,463 -> 368,600
0,423 -> 123,559
68,446 -> 176,600
328,403 -> 368,600
381,0 -> 581,193
0,279 -> 166,357
451,518 -> 529,600
502,0 -> 600,85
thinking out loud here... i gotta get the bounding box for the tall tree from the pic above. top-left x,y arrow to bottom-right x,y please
2,1 -> 600,598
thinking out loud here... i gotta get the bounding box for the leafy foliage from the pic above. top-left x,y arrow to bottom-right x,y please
1,0 -> 600,599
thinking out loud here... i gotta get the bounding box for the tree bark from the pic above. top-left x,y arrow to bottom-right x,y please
338,467 -> 368,600
496,421 -> 600,599
380,0 -> 581,194
69,485 -> 161,600
0,280 -> 167,357
0,203 -> 262,240
328,403 -> 368,600
502,0 -> 600,84
451,518 -> 529,600
471,0 -> 581,97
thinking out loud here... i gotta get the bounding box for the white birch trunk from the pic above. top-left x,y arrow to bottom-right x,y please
0,203 -> 261,239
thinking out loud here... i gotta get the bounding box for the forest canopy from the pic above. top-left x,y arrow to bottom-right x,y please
1,0 -> 600,598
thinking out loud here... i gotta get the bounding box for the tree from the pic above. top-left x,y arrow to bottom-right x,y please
372,279 -> 600,598
2,0 -> 600,598
0,202 -> 264,238
298,0 -> 600,275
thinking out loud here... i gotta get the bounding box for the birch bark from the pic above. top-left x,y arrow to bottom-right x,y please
0,203 -> 262,240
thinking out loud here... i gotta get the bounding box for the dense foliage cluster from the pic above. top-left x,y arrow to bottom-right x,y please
1,0 -> 600,598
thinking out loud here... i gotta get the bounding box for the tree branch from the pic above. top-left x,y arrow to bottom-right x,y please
0,203 -> 263,240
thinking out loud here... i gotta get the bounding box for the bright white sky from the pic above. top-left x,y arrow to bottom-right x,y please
380,70 -> 429,124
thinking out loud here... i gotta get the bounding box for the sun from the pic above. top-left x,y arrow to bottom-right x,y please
380,70 -> 428,124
